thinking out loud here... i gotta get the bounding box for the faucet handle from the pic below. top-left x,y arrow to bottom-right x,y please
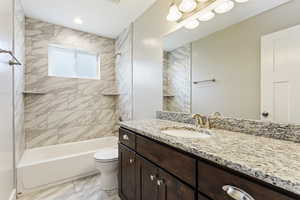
204,117 -> 212,129
192,114 -> 201,119
192,114 -> 204,128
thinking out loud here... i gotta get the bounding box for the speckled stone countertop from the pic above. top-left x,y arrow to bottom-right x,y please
120,119 -> 300,196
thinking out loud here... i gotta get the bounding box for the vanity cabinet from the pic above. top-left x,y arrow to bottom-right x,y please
136,156 -> 159,200
119,144 -> 137,200
119,127 -> 298,200
157,168 -> 195,200
136,155 -> 195,200
197,160 -> 295,200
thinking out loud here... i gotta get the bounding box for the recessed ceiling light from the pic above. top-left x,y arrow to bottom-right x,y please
74,17 -> 83,25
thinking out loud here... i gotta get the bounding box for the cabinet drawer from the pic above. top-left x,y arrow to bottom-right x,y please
136,135 -> 196,187
119,128 -> 136,149
198,160 -> 295,200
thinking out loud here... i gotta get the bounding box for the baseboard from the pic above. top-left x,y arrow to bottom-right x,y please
9,189 -> 16,200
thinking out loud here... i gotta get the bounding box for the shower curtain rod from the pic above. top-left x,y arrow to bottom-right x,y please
0,48 -> 22,66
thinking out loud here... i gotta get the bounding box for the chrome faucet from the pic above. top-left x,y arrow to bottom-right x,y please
192,114 -> 211,129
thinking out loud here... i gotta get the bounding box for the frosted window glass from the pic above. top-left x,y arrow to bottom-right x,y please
48,46 -> 76,78
48,45 -> 100,79
77,51 -> 99,79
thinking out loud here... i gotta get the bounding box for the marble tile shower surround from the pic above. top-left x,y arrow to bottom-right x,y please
14,0 -> 26,162
163,44 -> 191,113
17,173 -> 120,200
115,25 -> 133,121
156,111 -> 300,143
24,18 -> 118,148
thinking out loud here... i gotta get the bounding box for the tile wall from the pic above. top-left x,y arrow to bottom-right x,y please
24,18 -> 118,148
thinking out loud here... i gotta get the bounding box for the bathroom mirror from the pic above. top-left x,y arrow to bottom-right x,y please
162,43 -> 192,114
162,0 -> 300,124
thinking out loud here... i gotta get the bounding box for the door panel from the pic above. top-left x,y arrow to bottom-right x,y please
136,155 -> 158,200
158,169 -> 195,200
119,144 -> 136,200
261,24 -> 300,124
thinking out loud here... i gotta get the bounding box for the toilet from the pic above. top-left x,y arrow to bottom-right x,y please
94,148 -> 119,190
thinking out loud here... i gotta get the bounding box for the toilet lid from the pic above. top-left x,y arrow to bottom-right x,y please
94,148 -> 118,162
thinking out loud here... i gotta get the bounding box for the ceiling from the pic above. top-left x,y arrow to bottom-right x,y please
21,0 -> 157,38
163,0 -> 291,51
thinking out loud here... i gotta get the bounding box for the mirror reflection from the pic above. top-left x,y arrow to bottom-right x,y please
163,44 -> 191,113
163,0 -> 300,124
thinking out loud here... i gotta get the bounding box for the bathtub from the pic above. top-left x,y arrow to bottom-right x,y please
17,136 -> 118,194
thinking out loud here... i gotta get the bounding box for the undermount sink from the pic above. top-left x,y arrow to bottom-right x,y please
160,126 -> 213,139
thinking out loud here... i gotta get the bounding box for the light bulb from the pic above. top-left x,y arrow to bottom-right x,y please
184,20 -> 199,29
235,0 -> 248,2
214,0 -> 234,14
198,11 -> 215,21
167,4 -> 183,22
179,0 -> 197,13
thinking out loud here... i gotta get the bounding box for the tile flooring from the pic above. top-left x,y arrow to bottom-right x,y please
17,173 -> 120,200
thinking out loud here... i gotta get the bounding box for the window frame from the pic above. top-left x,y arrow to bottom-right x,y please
48,44 -> 101,80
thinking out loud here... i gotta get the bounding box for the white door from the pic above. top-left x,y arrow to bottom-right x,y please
0,0 -> 15,199
261,24 -> 300,124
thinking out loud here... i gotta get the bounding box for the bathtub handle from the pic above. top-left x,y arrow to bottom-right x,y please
123,134 -> 129,141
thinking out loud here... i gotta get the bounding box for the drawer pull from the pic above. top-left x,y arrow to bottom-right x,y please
129,158 -> 134,164
222,185 -> 255,200
157,179 -> 164,186
150,174 -> 156,181
123,134 -> 129,140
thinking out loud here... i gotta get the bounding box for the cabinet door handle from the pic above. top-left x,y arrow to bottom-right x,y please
222,185 -> 255,200
123,134 -> 129,140
129,158 -> 134,164
150,174 -> 156,181
157,179 -> 164,186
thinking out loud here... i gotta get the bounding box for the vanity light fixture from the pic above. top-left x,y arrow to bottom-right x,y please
214,0 -> 234,14
166,0 -> 250,30
198,11 -> 215,21
235,0 -> 248,3
179,0 -> 197,13
167,3 -> 183,22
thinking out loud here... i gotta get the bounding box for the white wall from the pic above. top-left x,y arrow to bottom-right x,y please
192,0 -> 300,119
0,0 -> 15,199
132,0 -> 176,119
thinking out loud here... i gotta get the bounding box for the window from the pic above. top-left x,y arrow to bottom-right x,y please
48,45 -> 100,79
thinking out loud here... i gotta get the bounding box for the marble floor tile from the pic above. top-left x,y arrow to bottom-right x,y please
17,174 -> 120,200
73,173 -> 101,193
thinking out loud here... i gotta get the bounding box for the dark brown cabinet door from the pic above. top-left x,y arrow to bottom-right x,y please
119,144 -> 136,200
158,169 -> 195,200
136,155 -> 159,200
198,193 -> 210,200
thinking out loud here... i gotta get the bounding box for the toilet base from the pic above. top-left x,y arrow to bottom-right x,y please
99,172 -> 118,191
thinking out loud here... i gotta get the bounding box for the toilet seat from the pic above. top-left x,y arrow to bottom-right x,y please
94,148 -> 118,162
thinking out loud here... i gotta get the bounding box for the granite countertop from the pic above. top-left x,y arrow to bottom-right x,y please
119,119 -> 300,196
